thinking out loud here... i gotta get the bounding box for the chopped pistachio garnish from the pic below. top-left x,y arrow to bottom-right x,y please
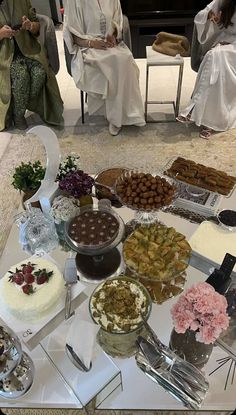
90,278 -> 149,333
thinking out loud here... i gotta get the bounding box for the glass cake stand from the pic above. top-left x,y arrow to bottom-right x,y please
122,222 -> 191,304
0,326 -> 35,400
65,205 -> 125,283
114,169 -> 181,224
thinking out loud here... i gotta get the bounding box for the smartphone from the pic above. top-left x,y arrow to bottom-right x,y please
12,24 -> 22,30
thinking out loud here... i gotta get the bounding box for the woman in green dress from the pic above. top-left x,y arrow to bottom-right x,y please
0,0 -> 63,130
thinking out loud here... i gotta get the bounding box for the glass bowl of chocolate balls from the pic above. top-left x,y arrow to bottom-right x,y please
114,169 -> 180,223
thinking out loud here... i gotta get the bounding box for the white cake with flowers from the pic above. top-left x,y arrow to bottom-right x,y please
1,257 -> 64,321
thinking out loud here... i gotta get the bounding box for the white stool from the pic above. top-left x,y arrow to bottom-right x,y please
145,46 -> 184,122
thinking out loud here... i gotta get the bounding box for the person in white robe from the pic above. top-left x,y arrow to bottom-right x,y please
63,0 -> 145,136
177,0 -> 236,139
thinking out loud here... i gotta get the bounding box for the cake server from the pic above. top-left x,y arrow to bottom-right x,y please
64,258 -> 78,320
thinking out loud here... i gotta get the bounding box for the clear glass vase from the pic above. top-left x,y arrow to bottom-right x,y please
55,221 -> 66,240
169,328 -> 213,369
17,207 -> 59,254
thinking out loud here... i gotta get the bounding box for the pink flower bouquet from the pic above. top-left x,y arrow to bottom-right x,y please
171,282 -> 230,344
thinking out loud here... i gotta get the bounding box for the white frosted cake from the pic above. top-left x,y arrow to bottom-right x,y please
1,257 -> 65,321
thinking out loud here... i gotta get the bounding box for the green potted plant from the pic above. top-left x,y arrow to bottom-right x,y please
12,161 -> 46,207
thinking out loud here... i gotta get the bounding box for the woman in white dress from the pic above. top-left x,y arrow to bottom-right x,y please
63,0 -> 145,136
177,0 -> 236,139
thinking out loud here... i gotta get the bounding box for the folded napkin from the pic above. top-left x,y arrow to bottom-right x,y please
66,315 -> 99,370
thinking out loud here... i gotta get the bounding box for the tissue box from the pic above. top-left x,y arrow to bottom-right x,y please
40,319 -> 122,409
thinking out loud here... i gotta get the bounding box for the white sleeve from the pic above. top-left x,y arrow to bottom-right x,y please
64,0 -> 91,41
194,0 -> 223,44
106,0 -> 123,40
63,0 -> 84,84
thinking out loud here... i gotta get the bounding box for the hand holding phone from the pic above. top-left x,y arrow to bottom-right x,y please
11,24 -> 22,30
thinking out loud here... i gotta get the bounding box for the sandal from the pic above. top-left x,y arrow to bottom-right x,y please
199,128 -> 214,140
176,114 -> 192,124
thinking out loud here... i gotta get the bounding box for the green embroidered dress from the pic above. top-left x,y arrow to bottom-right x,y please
0,0 -> 63,130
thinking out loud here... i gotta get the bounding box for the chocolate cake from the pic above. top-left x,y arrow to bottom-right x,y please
68,211 -> 119,246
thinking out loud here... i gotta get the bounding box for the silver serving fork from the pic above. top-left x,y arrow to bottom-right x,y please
140,316 -> 209,392
136,352 -> 204,410
136,336 -> 203,405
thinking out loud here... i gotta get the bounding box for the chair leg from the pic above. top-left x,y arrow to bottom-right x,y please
80,90 -> 85,124
175,64 -> 184,117
145,65 -> 149,122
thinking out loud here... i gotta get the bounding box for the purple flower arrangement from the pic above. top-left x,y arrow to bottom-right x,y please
58,169 -> 94,198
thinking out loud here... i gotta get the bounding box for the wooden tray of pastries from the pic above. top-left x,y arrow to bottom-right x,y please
164,156 -> 236,196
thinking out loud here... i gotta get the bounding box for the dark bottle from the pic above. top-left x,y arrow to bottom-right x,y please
206,253 -> 236,296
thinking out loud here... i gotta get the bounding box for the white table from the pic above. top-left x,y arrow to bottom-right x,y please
0,197 -> 236,411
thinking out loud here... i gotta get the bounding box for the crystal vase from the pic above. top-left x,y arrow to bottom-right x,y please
55,220 -> 66,240
169,328 -> 213,369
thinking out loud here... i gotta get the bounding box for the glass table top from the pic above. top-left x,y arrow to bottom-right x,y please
0,204 -> 235,411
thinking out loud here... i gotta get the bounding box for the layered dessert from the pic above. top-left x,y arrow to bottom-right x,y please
1,257 -> 64,321
68,210 -> 119,246
90,278 -> 150,333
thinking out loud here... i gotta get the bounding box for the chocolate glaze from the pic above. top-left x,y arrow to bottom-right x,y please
68,211 -> 119,246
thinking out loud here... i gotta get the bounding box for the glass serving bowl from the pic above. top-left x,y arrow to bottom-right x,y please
123,223 -> 191,283
217,209 -> 236,232
186,184 -> 207,198
94,167 -> 130,207
114,169 -> 181,223
89,276 -> 152,335
64,205 -> 125,255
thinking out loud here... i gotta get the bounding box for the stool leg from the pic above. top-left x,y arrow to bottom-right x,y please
175,64 -> 184,117
145,65 -> 149,122
80,90 -> 85,124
